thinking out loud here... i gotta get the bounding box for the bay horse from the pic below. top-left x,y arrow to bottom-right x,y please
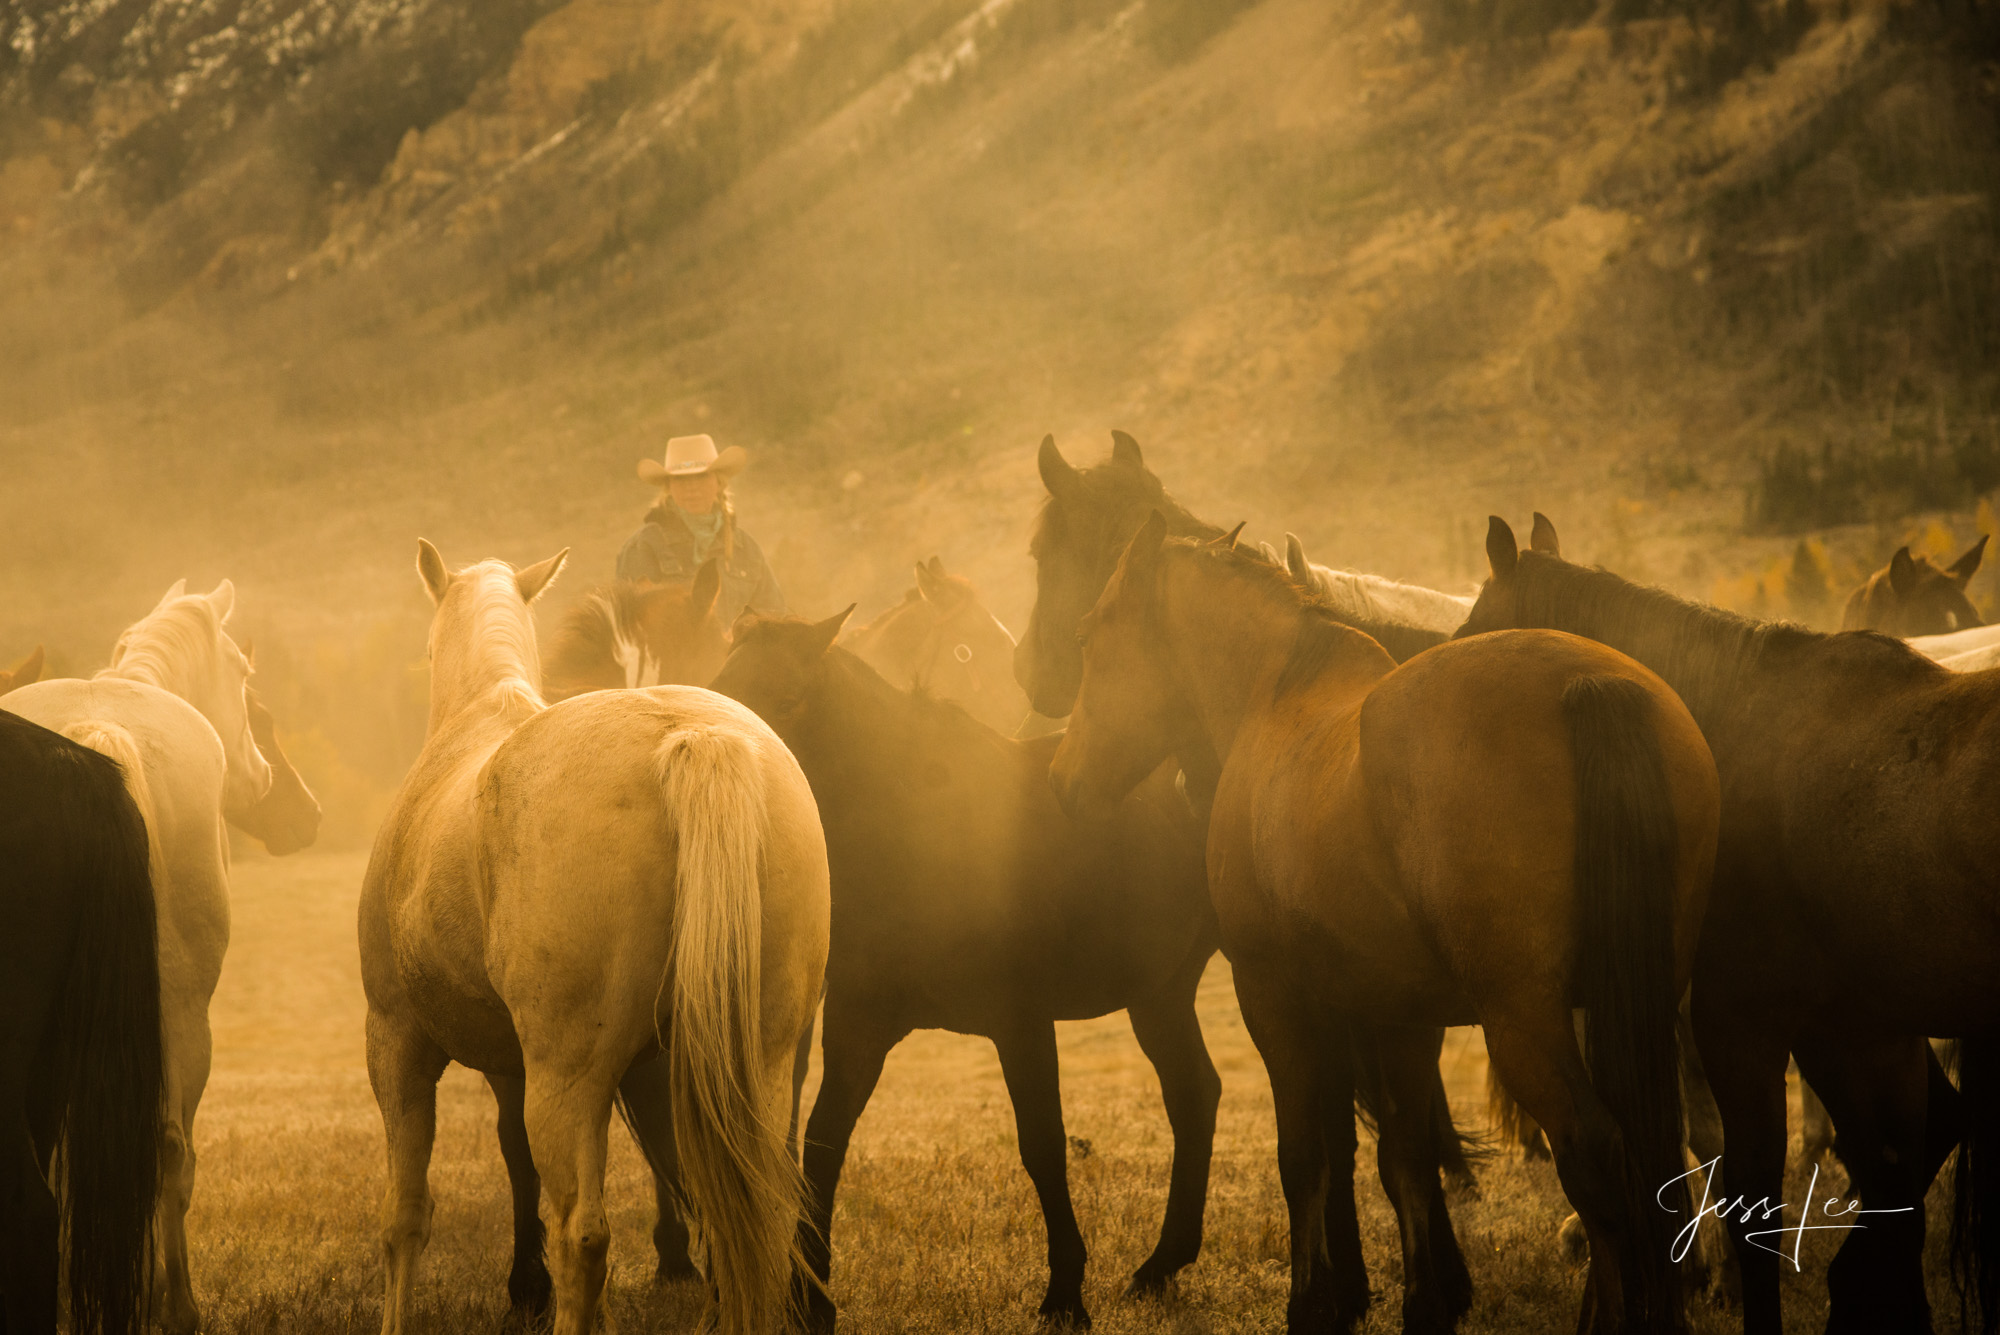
708,612 -> 1216,1331
542,559 -> 728,702
841,556 -> 1031,735
1457,514 -> 2000,1335
4,579 -> 279,1335
1017,433 -> 1480,1186
0,710 -> 161,1335
0,645 -> 43,695
1050,516 -> 1719,1335
1841,538 -> 1986,637
360,541 -> 827,1335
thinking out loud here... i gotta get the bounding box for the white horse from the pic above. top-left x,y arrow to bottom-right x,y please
1273,533 -> 1475,633
360,541 -> 828,1335
2,579 -> 273,1335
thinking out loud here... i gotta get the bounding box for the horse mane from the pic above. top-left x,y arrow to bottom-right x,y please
100,596 -> 226,696
457,562 -> 546,715
1507,553 -> 1934,725
548,585 -> 643,685
1166,540 -> 1411,699
822,643 -> 1001,751
1313,568 -> 1472,636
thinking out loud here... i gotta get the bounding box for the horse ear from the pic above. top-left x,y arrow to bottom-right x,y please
155,578 -> 188,610
1486,517 -> 1519,578
914,560 -> 944,605
1951,535 -> 1989,585
730,606 -> 760,641
205,579 -> 236,624
1529,512 -> 1561,556
417,539 -> 451,605
1888,547 -> 1920,599
1208,521 -> 1247,550
1037,435 -> 1080,498
926,555 -> 946,577
1257,541 -> 1279,565
691,558 -> 721,616
804,605 -> 855,657
1284,533 -> 1311,581
1110,430 -> 1144,469
10,645 -> 43,688
515,548 -> 568,604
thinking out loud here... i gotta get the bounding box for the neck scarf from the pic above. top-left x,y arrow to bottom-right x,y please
674,502 -> 726,561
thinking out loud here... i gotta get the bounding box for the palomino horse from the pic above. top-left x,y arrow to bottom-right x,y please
1051,518 -> 1718,1335
4,579 -> 279,1335
710,613 -> 1217,1331
841,556 -> 1030,735
1840,538 -> 1986,636
0,710 -> 162,1335
360,541 -> 827,1335
0,645 -> 43,695
542,559 -> 729,702
1458,514 -> 2000,1335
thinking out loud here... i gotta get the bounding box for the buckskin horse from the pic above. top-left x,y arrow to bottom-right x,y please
841,556 -> 1031,735
359,541 -> 828,1335
1457,514 -> 2000,1335
0,710 -> 162,1335
1050,517 -> 1718,1335
709,612 -> 1217,1331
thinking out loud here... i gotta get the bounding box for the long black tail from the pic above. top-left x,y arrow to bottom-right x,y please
1954,1034 -> 2000,1334
1563,674 -> 1685,1331
51,741 -> 163,1335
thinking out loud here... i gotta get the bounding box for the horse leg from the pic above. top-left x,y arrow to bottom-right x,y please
0,1091 -> 57,1335
523,1059 -> 619,1335
1233,964 -> 1367,1333
1798,1074 -> 1837,1174
366,1011 -> 450,1335
798,1003 -> 901,1334
1792,1033 -> 1934,1335
486,1071 -> 554,1317
1371,1025 -> 1472,1332
1690,995 -> 1791,1335
155,1007 -> 213,1335
1430,1038 -> 1478,1196
791,1010 -> 816,1158
993,1020 -> 1091,1328
1481,1009 -> 1636,1335
615,1054 -> 699,1283
1124,950 -> 1220,1298
1676,1003 -> 1739,1306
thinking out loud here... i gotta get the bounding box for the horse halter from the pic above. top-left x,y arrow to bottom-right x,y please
910,615 -> 983,696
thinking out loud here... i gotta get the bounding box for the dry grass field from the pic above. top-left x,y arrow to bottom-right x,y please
187,846 -> 1967,1334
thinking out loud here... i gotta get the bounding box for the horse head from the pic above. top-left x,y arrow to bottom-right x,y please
417,539 -> 568,728
227,671 -> 322,856
1841,538 -> 1986,637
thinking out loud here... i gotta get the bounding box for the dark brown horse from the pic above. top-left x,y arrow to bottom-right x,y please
709,613 -> 1218,1331
1050,518 -> 1718,1335
1458,514 -> 2000,1335
1840,538 -> 1986,637
541,560 -> 726,702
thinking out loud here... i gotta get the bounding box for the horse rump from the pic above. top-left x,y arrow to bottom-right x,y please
42,724 -> 164,1335
1955,1034 -> 2000,1335
1562,674 -> 1685,1329
655,726 -> 810,1335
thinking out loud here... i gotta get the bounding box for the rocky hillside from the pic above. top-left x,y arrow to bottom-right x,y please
4,0 -> 1998,836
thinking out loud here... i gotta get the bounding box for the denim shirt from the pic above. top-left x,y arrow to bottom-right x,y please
616,504 -> 786,618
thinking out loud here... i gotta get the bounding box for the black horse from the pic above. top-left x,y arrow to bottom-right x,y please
710,612 -> 1220,1332
0,710 -> 163,1335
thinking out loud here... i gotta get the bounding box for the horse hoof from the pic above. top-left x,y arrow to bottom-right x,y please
1443,1169 -> 1483,1201
1558,1213 -> 1589,1263
1036,1300 -> 1092,1329
1123,1266 -> 1175,1301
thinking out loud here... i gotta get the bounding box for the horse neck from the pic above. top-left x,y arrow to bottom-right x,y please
845,598 -> 930,684
1155,557 -> 1366,761
806,650 -> 992,793
429,582 -> 545,734
101,613 -> 215,704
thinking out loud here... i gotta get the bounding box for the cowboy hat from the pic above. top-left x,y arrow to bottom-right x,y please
638,434 -> 747,485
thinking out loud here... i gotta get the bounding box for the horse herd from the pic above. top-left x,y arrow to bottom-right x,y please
3,431 -> 1997,1335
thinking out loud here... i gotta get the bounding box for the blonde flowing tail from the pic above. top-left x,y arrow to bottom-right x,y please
657,727 -> 806,1335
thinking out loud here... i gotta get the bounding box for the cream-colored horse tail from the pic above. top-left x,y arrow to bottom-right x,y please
61,722 -> 164,883
657,726 -> 804,1335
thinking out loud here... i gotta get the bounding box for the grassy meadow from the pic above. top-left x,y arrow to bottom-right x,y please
184,846 -> 1964,1333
